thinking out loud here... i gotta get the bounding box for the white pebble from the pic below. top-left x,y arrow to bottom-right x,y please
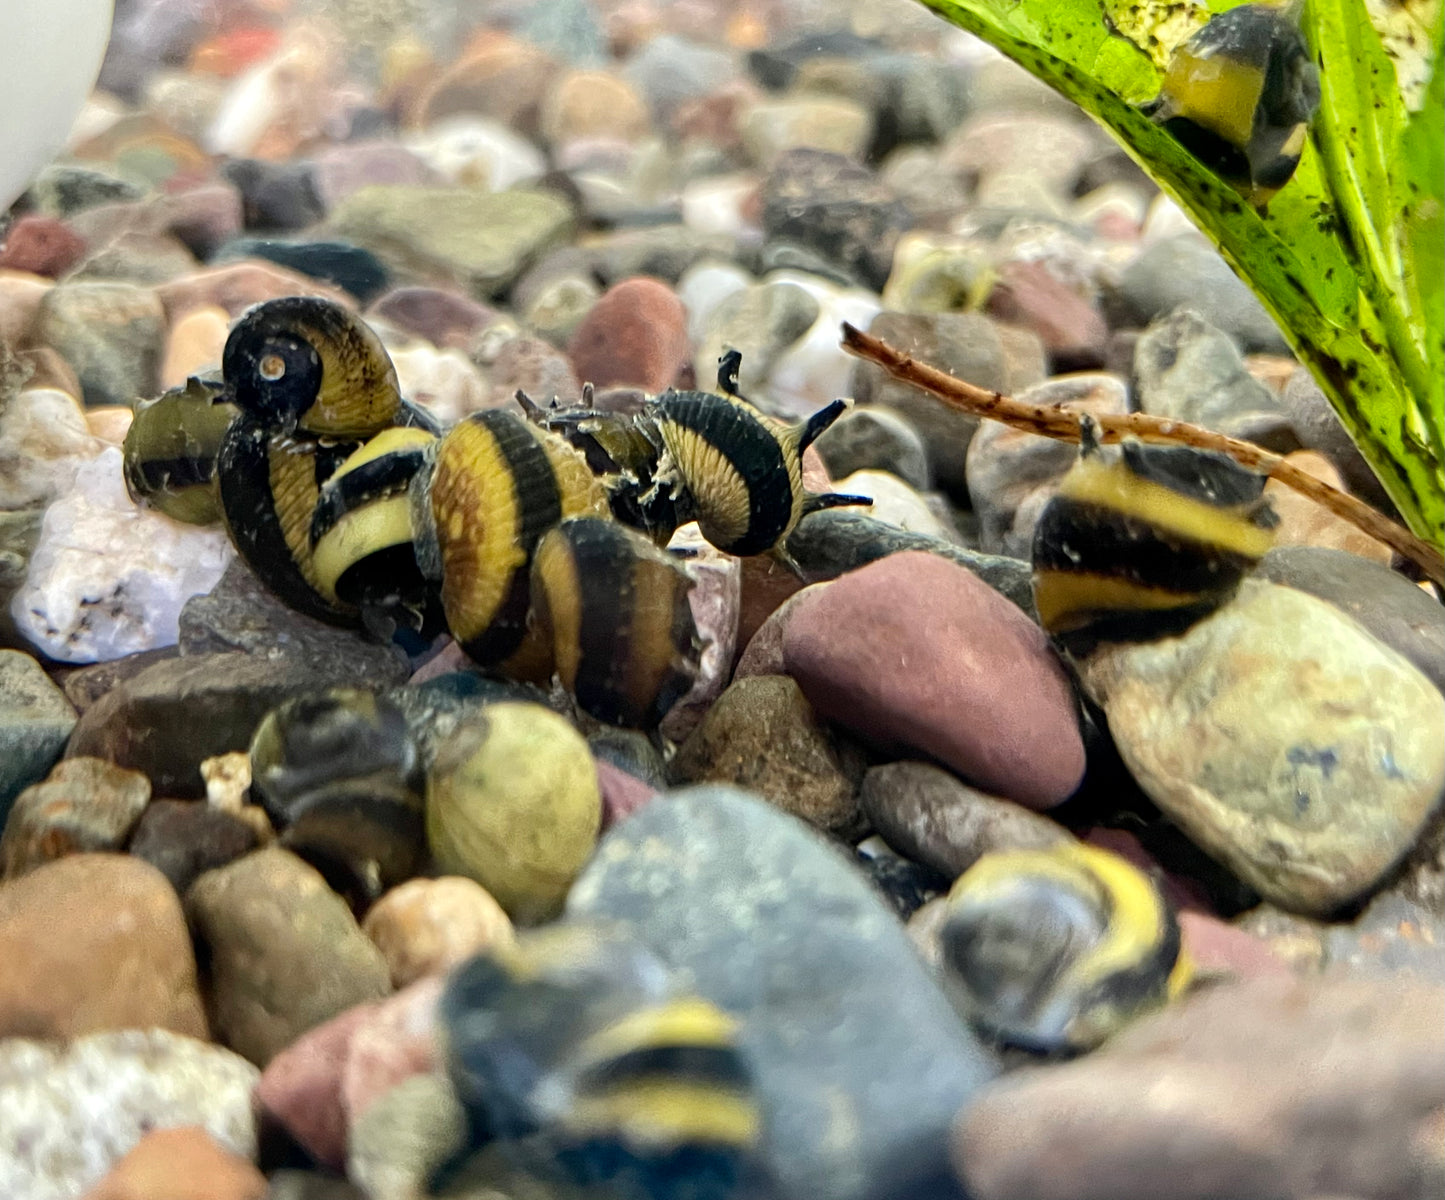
0,387 -> 103,510
404,116 -> 547,191
677,259 -> 754,346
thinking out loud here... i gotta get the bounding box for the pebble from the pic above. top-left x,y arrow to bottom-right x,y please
214,238 -> 391,304
0,214 -> 87,277
984,259 -> 1109,371
35,280 -> 166,407
1262,450 -> 1393,562
185,847 -> 392,1066
78,1126 -> 266,1200
1133,307 -> 1296,448
812,404 -> 931,490
0,1029 -> 257,1200
594,758 -> 660,828
1078,580 -> 1445,916
361,876 -> 515,989
760,148 -> 910,291
965,374 -> 1128,558
0,268 -> 53,347
694,277 -> 820,393
158,304 -> 228,388
28,162 -> 143,217
366,286 -> 497,352
955,973 -> 1445,1200
10,448 -> 235,664
742,94 -> 875,166
657,522 -> 742,742
312,141 -> 434,210
621,34 -> 737,122
1254,545 -> 1445,697
345,1071 -> 466,1200
0,649 -> 79,823
735,579 -> 831,679
764,273 -> 883,417
541,69 -> 653,147
832,469 -> 957,540
0,853 -> 207,1040
219,158 -> 325,232
568,785 -> 1000,1200
412,34 -> 556,136
850,311 -> 1046,496
125,799 -> 260,895
783,551 -> 1085,809
671,673 -> 867,836
478,330 -> 584,407
589,223 -> 739,286
566,275 -> 690,391
1107,234 -> 1290,354
425,702 -> 601,924
401,116 -> 548,191
861,760 -> 1071,879
1278,365 -> 1394,507
0,757 -> 150,880
676,258 -> 753,343
327,184 -> 575,299
519,271 -> 600,347
154,260 -> 350,322
0,382 -> 103,509
387,342 -> 489,425
680,172 -> 762,241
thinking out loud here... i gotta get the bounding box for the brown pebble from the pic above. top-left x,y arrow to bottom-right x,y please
361,876 -> 515,989
80,1126 -> 266,1200
159,304 -> 229,388
1,757 -> 151,880
0,214 -> 87,277
568,276 -> 690,392
0,853 -> 208,1040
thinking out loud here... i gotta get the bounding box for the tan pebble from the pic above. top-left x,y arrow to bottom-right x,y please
1264,451 -> 1392,564
80,1125 -> 266,1200
161,305 -> 230,389
87,406 -> 134,444
202,751 -> 252,812
0,268 -> 53,347
363,876 -> 515,989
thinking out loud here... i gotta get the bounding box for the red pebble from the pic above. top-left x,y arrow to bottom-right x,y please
568,276 -> 690,392
0,215 -> 86,278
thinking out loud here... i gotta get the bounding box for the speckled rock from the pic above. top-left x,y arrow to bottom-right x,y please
0,1030 -> 257,1200
812,404 -> 931,491
0,854 -> 207,1040
693,278 -> 820,398
361,876 -> 515,989
0,649 -> 78,824
327,185 -> 575,300
965,374 -> 1128,558
1262,451 -> 1393,562
78,1126 -> 266,1200
783,552 -> 1084,809
1133,308 -> 1296,448
126,799 -> 259,895
567,276 -> 690,391
672,674 -> 866,837
426,703 -> 600,924
850,311 -> 1046,496
346,1071 -> 467,1200
658,522 -> 742,742
36,281 -> 165,407
1078,580 -> 1445,916
955,973 -> 1445,1200
1,757 -> 150,879
1254,545 -> 1445,697
568,785 -> 999,1200
862,761 -> 1071,879
184,847 -> 392,1066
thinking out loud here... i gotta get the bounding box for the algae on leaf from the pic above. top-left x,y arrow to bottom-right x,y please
916,0 -> 1445,549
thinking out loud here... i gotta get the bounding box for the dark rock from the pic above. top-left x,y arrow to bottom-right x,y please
955,973 -> 1445,1200
813,405 -> 931,491
126,799 -> 260,895
0,757 -> 151,880
185,847 -> 391,1066
587,224 -> 738,286
568,785 -> 999,1200
1106,235 -> 1290,354
849,311 -> 1046,496
784,508 -> 1036,619
1254,546 -> 1445,698
220,159 -> 325,233
27,163 -> 145,216
1278,366 -> 1396,510
759,148 -> 910,292
854,836 -> 949,918
178,559 -> 409,687
0,649 -> 78,826
671,674 -> 867,837
862,760 -> 1071,878
587,727 -> 667,790
58,646 -> 180,714
213,239 -> 390,304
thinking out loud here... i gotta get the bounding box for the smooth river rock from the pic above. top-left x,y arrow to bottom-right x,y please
567,785 -> 999,1200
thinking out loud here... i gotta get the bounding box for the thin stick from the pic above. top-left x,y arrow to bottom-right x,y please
840,322 -> 1445,587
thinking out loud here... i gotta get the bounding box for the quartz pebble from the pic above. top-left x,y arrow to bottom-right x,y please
0,383 -> 104,510
361,876 -> 515,989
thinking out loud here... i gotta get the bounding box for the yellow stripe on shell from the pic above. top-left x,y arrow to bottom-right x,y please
311,494 -> 415,603
1032,569 -> 1212,634
658,422 -> 752,549
1057,455 -> 1275,560
1162,48 -> 1264,150
565,1080 -> 761,1149
267,437 -> 332,597
537,428 -> 612,519
532,528 -> 585,692
575,999 -> 742,1066
294,309 -> 404,438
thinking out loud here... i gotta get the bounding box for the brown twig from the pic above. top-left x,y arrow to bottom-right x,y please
839,322 -> 1445,587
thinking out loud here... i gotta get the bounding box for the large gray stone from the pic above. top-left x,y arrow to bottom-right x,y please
0,650 -> 77,826
567,785 -> 999,1200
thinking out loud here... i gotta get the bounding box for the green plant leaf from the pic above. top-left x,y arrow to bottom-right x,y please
916,0 -> 1444,548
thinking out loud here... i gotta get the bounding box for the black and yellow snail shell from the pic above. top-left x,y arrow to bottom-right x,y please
1142,3 -> 1320,207
309,424 -> 445,646
939,841 -> 1191,1054
214,296 -> 438,626
248,687 -> 426,908
122,374 -> 237,526
1031,420 -> 1277,649
436,924 -> 764,1200
531,516 -> 702,730
411,408 -> 610,682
